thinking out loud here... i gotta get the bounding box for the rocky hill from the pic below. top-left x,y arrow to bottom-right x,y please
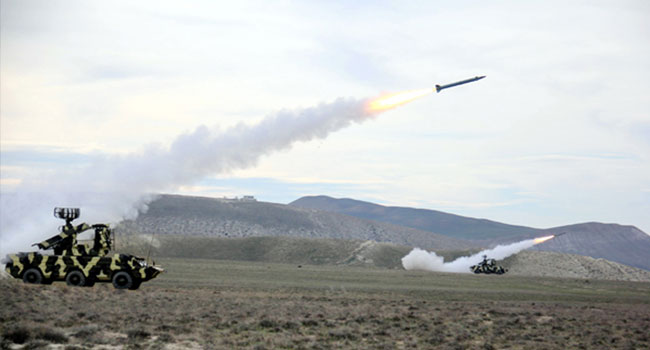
290,196 -> 650,271
116,194 -> 649,271
502,223 -> 650,271
290,195 -> 542,240
117,194 -> 476,251
116,234 -> 650,282
118,234 -> 411,269
501,250 -> 650,282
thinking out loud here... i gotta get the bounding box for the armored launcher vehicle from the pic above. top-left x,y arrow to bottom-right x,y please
470,255 -> 507,275
4,207 -> 163,290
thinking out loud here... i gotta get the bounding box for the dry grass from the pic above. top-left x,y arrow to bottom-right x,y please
1,258 -> 649,349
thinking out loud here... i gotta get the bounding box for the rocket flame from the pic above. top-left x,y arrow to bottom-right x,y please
533,235 -> 555,244
367,88 -> 434,112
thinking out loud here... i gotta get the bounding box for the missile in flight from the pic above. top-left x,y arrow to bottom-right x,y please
435,75 -> 486,93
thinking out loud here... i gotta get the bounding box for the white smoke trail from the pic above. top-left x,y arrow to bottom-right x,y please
0,97 -> 379,256
401,238 -> 540,273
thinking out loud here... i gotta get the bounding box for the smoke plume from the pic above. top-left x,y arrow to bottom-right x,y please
401,238 -> 541,273
0,97 -> 381,256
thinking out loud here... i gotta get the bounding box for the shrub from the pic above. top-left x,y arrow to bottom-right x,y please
64,346 -> 87,350
22,340 -> 49,350
73,325 -> 100,339
3,326 -> 31,344
259,319 -> 277,329
127,328 -> 150,340
157,333 -> 174,343
34,327 -> 68,343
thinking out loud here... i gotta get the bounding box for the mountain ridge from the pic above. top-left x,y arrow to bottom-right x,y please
115,234 -> 650,282
289,195 -> 650,270
118,194 -> 477,251
290,195 -> 543,240
116,194 -> 649,271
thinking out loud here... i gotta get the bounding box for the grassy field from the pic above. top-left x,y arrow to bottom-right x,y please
2,258 -> 649,349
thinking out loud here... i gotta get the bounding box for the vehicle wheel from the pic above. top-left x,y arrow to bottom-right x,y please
66,270 -> 86,287
22,268 -> 43,284
128,279 -> 142,290
112,271 -> 133,289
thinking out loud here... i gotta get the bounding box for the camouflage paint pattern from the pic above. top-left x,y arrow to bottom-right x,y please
470,257 -> 507,275
5,209 -> 163,289
5,252 -> 163,284
37,222 -> 92,256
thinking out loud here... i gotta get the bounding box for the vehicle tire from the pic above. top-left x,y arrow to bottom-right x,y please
22,268 -> 43,284
128,279 -> 142,290
112,271 -> 133,289
66,270 -> 86,287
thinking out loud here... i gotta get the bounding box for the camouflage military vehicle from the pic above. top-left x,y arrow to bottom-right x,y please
470,255 -> 507,275
4,207 -> 163,290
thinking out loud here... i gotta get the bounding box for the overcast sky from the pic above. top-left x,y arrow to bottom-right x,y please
1,0 -> 649,233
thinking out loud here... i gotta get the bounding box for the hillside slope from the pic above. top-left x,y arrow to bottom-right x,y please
290,195 -> 542,240
118,194 -> 476,251
116,235 -> 650,282
118,235 -> 411,269
290,196 -> 650,271
502,223 -> 650,271
502,250 -> 650,282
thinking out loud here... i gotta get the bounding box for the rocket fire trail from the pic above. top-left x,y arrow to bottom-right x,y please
533,235 -> 554,244
0,89 -> 433,255
367,88 -> 434,111
1,77 -> 489,255
402,234 -> 557,274
366,75 -> 486,111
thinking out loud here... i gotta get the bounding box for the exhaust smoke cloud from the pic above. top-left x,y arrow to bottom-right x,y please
401,235 -> 555,273
1,91 -> 431,256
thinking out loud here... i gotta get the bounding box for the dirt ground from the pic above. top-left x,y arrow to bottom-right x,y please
1,259 -> 649,349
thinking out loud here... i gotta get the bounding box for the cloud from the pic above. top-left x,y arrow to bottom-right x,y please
1,0 -> 649,236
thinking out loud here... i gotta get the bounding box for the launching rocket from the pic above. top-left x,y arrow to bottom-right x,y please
435,76 -> 486,93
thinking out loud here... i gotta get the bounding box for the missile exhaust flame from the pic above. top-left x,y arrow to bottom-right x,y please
533,235 -> 555,244
367,88 -> 434,112
0,89 -> 432,256
1,79 -> 483,255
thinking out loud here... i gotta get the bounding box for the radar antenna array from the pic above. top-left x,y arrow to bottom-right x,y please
53,207 -> 80,221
